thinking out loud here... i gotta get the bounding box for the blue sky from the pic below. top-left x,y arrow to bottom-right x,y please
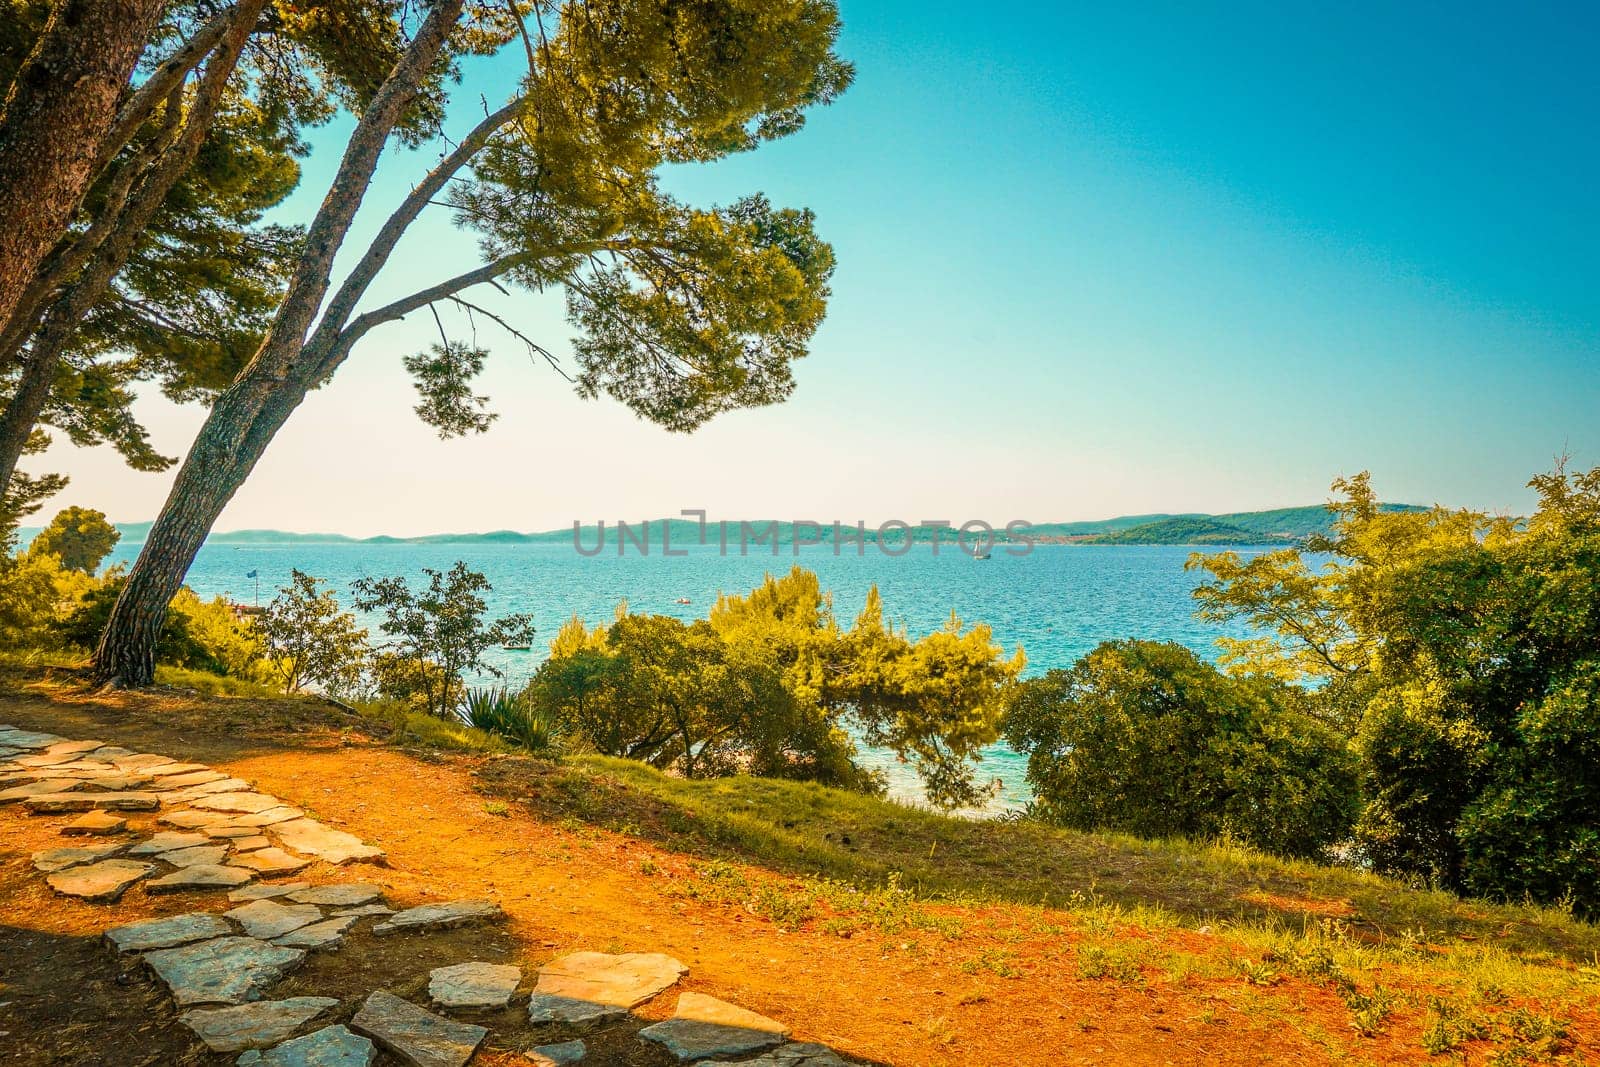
44,1 -> 1600,534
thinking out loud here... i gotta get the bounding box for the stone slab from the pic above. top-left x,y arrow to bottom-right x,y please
1,779 -> 86,803
144,936 -> 305,1006
131,831 -> 214,854
107,912 -> 235,953
0,729 -> 64,749
333,904 -> 393,918
26,790 -> 161,812
272,915 -> 357,950
147,864 -> 256,893
271,819 -> 384,865
194,792 -> 289,814
349,991 -> 488,1067
14,790 -> 94,812
734,1043 -> 851,1066
234,807 -> 305,827
148,769 -> 229,790
148,762 -> 213,777
78,745 -> 136,762
638,993 -> 789,1061
233,847 -> 314,877
229,882 -> 310,903
79,774 -> 155,791
44,739 -> 108,756
162,809 -> 237,829
114,753 -> 178,770
15,751 -> 83,767
525,1041 -> 586,1066
525,994 -> 628,1026
236,1024 -> 376,1067
428,961 -> 521,1010
531,951 -> 687,1011
33,843 -> 126,872
372,900 -> 502,937
233,835 -> 272,851
181,996 -> 339,1052
282,884 -> 380,907
62,811 -> 128,835
46,858 -> 154,901
227,899 -> 325,940
168,778 -> 255,800
160,845 -> 232,868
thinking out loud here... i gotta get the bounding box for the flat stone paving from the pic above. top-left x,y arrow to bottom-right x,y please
351,990 -> 488,1067
142,936 -> 306,1006
147,863 -> 257,893
227,899 -> 324,940
180,996 -> 340,1052
46,857 -> 155,901
429,961 -> 522,1010
372,901 -> 502,936
3,729 -> 863,1066
107,912 -> 234,953
237,1024 -> 377,1066
639,992 -> 791,1061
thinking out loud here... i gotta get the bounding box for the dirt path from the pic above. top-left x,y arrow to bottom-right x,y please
0,679 -> 1476,1065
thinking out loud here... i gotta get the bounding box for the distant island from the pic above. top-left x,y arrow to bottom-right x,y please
19,503 -> 1429,549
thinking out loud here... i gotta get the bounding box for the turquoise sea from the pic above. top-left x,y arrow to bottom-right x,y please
104,539 -> 1269,811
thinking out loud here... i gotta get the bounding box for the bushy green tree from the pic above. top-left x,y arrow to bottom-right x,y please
26,506 -> 119,573
1003,640 -> 1358,858
527,567 -> 1022,805
255,569 -> 368,695
351,561 -> 532,717
1190,463 -> 1600,908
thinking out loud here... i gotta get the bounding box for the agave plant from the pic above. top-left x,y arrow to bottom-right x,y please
460,686 -> 558,751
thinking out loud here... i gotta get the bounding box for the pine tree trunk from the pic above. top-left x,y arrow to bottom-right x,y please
91,0 -> 465,687
92,377 -> 302,685
0,0 -> 166,332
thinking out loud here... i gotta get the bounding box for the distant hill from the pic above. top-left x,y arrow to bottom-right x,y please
1082,517 -> 1299,546
1076,503 -> 1428,546
15,503 -> 1428,549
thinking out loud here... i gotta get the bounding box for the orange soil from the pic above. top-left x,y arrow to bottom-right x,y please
1,679 -> 1588,1066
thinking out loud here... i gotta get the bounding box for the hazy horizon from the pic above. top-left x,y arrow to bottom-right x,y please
40,500 -> 1440,540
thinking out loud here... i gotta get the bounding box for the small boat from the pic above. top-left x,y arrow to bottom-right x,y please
675,597 -> 691,604
974,549 -> 991,561
502,642 -> 533,651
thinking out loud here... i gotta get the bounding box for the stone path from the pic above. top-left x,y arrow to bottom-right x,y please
0,723 -> 858,1066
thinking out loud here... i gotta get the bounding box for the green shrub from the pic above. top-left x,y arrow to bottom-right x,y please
460,686 -> 559,751
53,576 -> 265,679
1003,640 -> 1359,859
0,550 -> 92,650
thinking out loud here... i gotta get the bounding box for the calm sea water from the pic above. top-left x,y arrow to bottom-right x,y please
105,539 -> 1267,811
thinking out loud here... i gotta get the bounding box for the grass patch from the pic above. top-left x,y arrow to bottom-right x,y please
474,752 -> 1600,1057
477,754 -> 1600,966
356,699 -> 513,754
152,665 -> 282,698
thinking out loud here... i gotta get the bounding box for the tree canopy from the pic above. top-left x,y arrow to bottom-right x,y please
1003,640 -> 1359,859
1189,463 -> 1600,910
93,0 -> 856,686
25,505 -> 119,573
527,567 -> 1023,806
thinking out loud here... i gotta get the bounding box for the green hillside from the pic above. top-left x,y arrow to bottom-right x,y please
1084,517 -> 1299,546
